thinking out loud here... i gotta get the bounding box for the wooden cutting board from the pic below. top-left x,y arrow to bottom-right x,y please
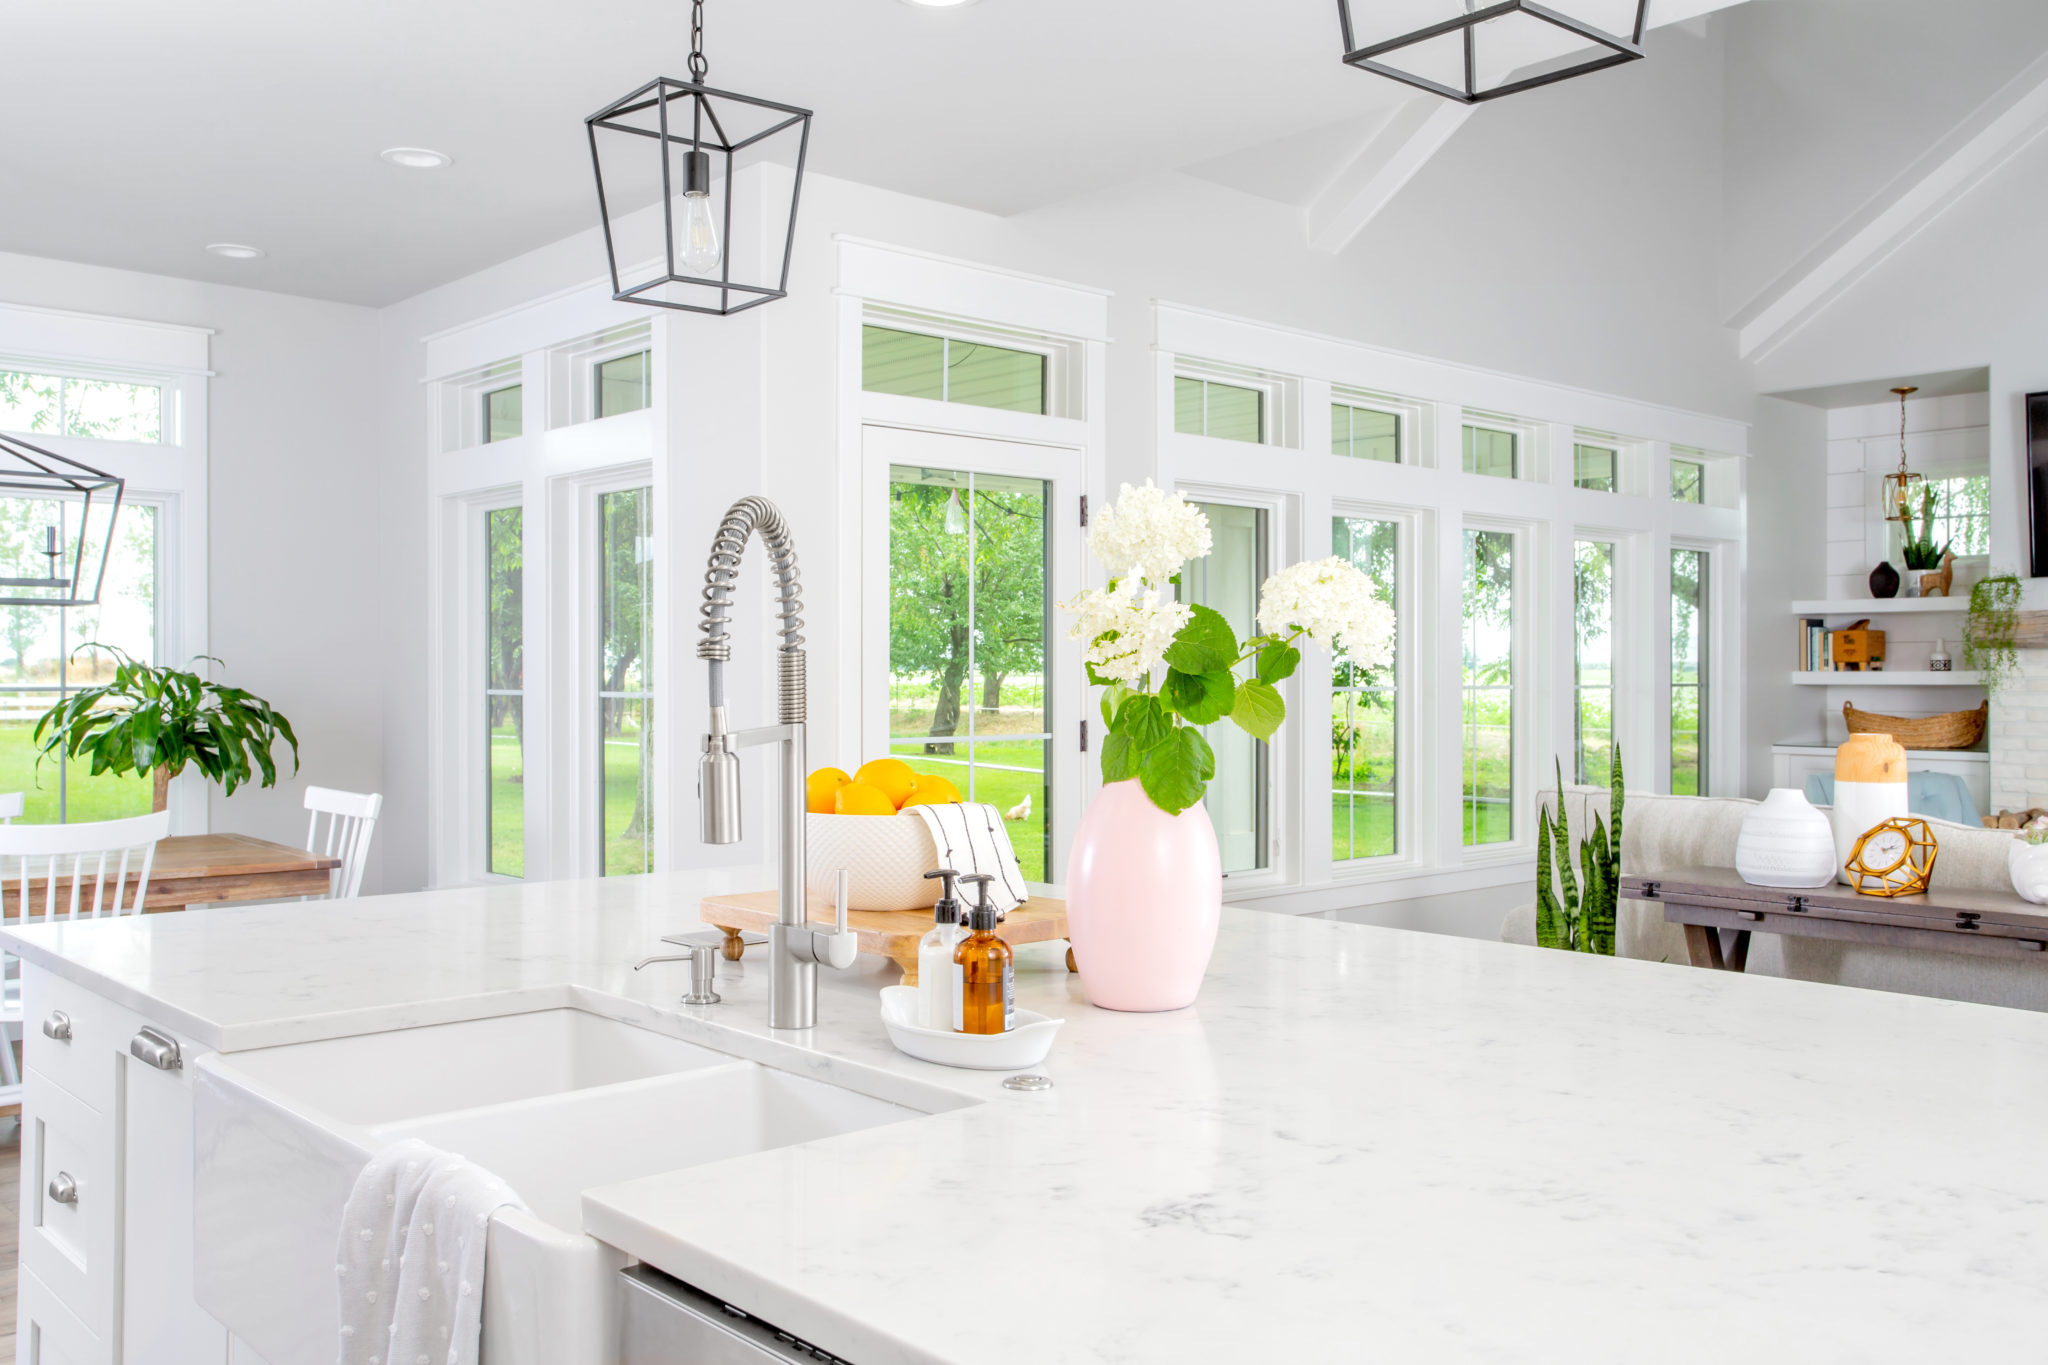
700,890 -> 1074,986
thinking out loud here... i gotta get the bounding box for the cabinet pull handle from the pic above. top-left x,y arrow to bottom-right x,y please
47,1172 -> 77,1205
40,1011 -> 71,1041
130,1027 -> 182,1071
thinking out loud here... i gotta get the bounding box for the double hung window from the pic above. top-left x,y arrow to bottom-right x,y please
1461,529 -> 1515,845
1332,517 -> 1398,862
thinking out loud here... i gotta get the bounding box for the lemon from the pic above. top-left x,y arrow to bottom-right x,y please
805,767 -> 851,815
902,773 -> 963,806
853,757 -> 918,809
834,782 -> 897,816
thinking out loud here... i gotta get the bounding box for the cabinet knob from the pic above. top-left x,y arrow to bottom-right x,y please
40,1010 -> 71,1041
47,1172 -> 77,1205
130,1027 -> 182,1071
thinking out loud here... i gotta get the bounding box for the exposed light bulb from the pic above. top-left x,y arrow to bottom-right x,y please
944,489 -> 967,535
679,191 -> 722,277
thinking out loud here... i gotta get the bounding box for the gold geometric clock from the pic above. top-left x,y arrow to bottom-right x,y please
1844,817 -> 1938,897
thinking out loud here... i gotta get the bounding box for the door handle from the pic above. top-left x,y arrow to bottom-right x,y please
47,1172 -> 77,1205
130,1027 -> 182,1071
41,1011 -> 71,1041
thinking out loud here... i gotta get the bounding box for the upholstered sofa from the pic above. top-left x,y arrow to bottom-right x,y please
1501,786 -> 2048,1012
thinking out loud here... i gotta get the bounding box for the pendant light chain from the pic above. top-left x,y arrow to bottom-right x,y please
689,0 -> 708,84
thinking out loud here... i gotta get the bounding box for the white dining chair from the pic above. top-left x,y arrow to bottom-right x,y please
0,809 -> 173,1101
304,787 -> 382,900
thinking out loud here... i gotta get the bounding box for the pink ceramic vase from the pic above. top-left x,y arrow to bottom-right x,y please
1065,779 -> 1223,1012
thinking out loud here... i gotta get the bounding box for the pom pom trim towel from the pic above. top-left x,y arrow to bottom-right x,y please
336,1138 -> 526,1365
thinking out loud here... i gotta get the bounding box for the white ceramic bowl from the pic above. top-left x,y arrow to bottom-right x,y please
878,986 -> 1062,1071
807,813 -> 938,911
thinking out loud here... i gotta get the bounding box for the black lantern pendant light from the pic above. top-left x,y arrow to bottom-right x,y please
1337,0 -> 1648,104
585,0 -> 813,316
0,433 -> 124,608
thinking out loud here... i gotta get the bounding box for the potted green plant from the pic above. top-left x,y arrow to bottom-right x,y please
34,645 -> 301,812
1897,484 -> 1950,593
1965,573 -> 2023,695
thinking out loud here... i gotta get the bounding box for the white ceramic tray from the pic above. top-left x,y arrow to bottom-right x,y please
878,985 -> 1062,1071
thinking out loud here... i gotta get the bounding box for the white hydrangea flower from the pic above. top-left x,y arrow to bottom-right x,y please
1258,557 -> 1394,666
1059,578 -> 1192,684
1089,480 -> 1212,583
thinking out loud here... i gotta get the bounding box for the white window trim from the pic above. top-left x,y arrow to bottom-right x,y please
1172,358 -> 1301,449
1332,388 -> 1433,467
861,306 -> 1082,421
1155,302 -> 1749,913
836,240 -> 1110,892
0,303 -> 210,831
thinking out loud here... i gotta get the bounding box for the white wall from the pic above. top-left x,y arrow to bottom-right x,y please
0,251 -> 385,880
1720,0 -> 2048,320
1744,395 -> 1826,792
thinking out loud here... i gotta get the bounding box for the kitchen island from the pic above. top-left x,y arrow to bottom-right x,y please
7,867 -> 2046,1363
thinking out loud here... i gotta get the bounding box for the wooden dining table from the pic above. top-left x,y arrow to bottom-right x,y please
0,833 -> 340,918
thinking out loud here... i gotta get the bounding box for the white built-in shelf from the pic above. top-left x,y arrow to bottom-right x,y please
1789,598 -> 1965,615
1790,671 -> 1984,687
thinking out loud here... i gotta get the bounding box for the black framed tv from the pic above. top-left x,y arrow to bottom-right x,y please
2032,391 -> 2048,577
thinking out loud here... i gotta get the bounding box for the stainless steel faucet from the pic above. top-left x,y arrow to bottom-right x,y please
696,497 -> 858,1030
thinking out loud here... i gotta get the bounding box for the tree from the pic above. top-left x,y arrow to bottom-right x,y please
888,479 -> 1045,754
486,507 -> 523,743
596,490 -> 652,842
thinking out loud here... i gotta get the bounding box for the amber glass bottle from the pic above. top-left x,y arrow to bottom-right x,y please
954,875 -> 1014,1035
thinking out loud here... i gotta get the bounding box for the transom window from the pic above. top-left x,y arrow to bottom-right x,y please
1670,456 -> 1705,503
0,368 -> 161,444
1670,548 -> 1707,795
863,325 -> 1048,415
599,487 -> 654,876
1461,528 -> 1514,845
1175,377 -> 1264,444
595,352 -> 650,419
1462,425 -> 1517,479
1574,540 -> 1614,786
886,466 -> 1051,879
1573,444 -> 1617,492
1332,403 -> 1399,462
483,385 -> 522,444
1332,516 -> 1398,862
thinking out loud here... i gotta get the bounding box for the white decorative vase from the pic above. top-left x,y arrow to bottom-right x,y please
2009,841 -> 2048,905
1735,789 -> 1837,888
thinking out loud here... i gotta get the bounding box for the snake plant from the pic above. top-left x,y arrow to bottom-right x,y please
1535,748 -> 1623,955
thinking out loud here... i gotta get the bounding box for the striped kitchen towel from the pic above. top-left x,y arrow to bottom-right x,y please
903,801 -> 1029,914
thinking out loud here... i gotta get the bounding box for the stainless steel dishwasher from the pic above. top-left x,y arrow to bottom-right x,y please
618,1265 -> 854,1364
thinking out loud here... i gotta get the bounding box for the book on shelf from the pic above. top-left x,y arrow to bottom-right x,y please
1798,617 -> 1832,672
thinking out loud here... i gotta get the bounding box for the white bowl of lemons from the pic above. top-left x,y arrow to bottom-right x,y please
805,759 -> 963,912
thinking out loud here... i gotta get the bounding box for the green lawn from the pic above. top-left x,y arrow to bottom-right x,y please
887,739 -> 1046,882
603,719 -> 653,877
0,718 -> 150,823
489,727 -> 523,877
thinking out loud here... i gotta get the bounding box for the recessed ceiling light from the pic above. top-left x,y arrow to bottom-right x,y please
206,243 -> 265,260
380,147 -> 452,170
900,0 -> 981,7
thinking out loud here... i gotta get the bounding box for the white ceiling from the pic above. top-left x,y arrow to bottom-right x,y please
0,0 -> 1418,306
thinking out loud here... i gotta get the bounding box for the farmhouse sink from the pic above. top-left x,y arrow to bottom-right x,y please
192,1007 -> 957,1365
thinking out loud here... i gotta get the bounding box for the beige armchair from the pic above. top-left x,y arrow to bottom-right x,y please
1501,786 -> 2047,1011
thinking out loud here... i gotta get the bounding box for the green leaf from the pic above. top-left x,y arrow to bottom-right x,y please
1138,725 -> 1215,815
1162,603 -> 1237,676
1116,693 -> 1174,751
1535,805 -> 1566,950
1161,668 -> 1235,725
1255,642 -> 1300,685
1100,731 -> 1138,783
1230,678 -> 1285,740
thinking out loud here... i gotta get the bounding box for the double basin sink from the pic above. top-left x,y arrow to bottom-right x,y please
193,1006 -> 965,1365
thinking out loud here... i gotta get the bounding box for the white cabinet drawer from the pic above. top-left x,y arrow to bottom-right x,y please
21,1067 -> 118,1345
20,969 -> 123,1115
17,1263 -> 109,1365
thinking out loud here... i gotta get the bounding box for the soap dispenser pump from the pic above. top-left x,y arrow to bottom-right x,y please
953,874 -> 1014,1035
916,869 -> 967,1030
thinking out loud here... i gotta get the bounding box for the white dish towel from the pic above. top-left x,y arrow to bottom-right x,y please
336,1138 -> 527,1365
904,802 -> 1029,914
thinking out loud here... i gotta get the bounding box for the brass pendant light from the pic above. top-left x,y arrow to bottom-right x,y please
1882,385 -> 1923,525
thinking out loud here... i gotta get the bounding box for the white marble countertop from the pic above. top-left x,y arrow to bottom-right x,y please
9,870 -> 2048,1362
